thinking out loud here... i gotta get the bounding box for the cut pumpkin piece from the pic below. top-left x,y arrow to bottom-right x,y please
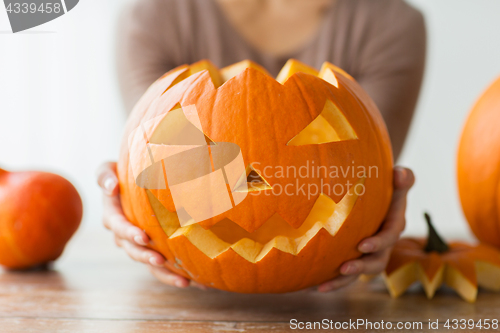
167,60 -> 224,89
276,59 -> 319,84
188,60 -> 224,88
319,62 -> 354,81
319,68 -> 339,88
220,60 -> 271,82
384,213 -> 500,303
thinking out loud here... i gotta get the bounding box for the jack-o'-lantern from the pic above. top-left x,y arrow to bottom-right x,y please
457,75 -> 500,248
118,59 -> 393,293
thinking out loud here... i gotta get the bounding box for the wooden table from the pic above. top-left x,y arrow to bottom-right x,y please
1,229 -> 498,332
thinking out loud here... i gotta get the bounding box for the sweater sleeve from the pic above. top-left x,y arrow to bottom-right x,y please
353,0 -> 426,159
116,0 -> 180,112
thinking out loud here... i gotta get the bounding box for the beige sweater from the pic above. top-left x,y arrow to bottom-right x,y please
117,0 -> 426,158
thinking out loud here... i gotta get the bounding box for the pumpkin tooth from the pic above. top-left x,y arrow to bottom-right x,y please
319,62 -> 355,82
322,177 -> 365,236
383,263 -> 419,298
276,59 -> 319,84
188,60 -> 223,88
445,265 -> 478,303
231,238 -> 263,262
476,261 -> 500,291
296,222 -> 324,252
384,261 -> 446,299
220,60 -> 271,83
319,68 -> 339,88
256,236 -> 297,262
170,224 -> 231,259
417,264 -> 445,299
163,59 -> 352,94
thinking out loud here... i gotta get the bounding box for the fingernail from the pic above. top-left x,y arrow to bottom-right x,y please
341,264 -> 356,275
318,284 -> 332,293
134,235 -> 147,246
103,177 -> 117,195
395,166 -> 407,179
149,256 -> 163,267
360,243 -> 375,253
175,280 -> 186,288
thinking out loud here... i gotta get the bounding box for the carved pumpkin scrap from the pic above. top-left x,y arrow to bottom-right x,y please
384,213 -> 500,303
118,59 -> 393,293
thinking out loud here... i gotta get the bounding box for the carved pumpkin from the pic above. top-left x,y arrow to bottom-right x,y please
457,76 -> 500,248
118,59 -> 393,293
384,213 -> 500,303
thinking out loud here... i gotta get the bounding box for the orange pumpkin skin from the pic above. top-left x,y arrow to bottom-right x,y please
457,76 -> 500,248
118,60 -> 393,293
0,169 -> 83,269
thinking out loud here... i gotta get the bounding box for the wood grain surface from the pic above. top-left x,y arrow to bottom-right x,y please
0,228 -> 498,332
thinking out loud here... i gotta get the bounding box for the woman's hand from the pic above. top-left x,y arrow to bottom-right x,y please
97,162 -> 199,289
317,166 -> 415,292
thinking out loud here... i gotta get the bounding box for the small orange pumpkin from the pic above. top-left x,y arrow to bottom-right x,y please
0,168 -> 82,269
457,75 -> 500,248
384,214 -> 500,303
118,59 -> 393,293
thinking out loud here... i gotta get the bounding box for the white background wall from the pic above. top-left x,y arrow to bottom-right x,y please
402,0 -> 500,238
1,0 -> 499,239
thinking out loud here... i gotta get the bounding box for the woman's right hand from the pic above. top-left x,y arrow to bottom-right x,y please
97,162 -> 199,289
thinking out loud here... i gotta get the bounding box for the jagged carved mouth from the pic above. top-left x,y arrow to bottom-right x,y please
147,177 -> 364,263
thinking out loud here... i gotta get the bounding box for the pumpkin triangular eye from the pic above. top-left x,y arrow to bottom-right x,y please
287,99 -> 358,146
149,104 -> 215,146
234,164 -> 272,193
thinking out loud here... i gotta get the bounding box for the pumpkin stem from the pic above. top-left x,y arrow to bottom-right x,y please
424,212 -> 449,253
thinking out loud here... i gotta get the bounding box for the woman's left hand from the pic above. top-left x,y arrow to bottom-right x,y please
317,166 -> 415,292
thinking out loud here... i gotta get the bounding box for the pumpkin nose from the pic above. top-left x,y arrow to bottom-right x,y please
234,164 -> 272,193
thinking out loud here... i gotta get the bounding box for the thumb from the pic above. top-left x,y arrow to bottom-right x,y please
96,162 -> 119,196
393,166 -> 415,193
